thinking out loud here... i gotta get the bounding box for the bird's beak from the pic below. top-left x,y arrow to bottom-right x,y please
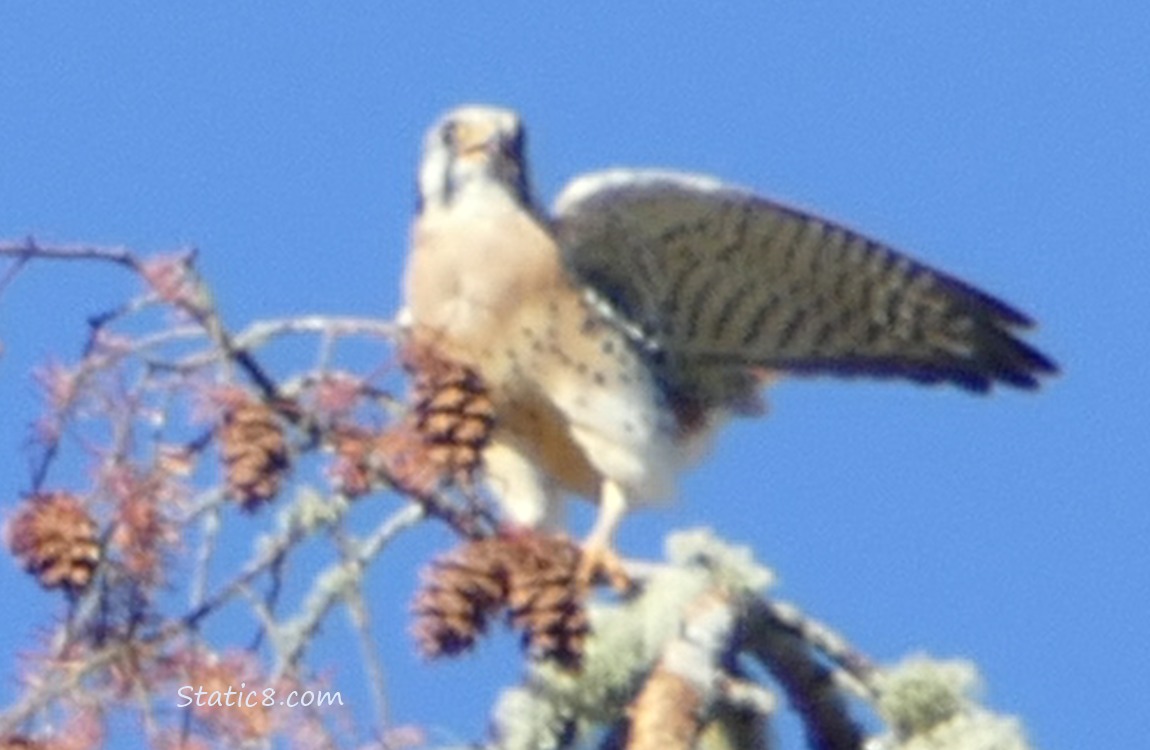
459,133 -> 515,164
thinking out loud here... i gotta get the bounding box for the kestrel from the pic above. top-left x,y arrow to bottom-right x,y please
401,105 -> 1055,580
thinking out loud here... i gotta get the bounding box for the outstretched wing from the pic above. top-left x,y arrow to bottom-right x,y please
552,170 -> 1056,405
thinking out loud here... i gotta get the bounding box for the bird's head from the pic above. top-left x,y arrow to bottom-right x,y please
417,105 -> 534,213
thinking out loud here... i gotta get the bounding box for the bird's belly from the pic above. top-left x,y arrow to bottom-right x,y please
493,389 -> 601,498
501,299 -> 683,504
496,376 -> 680,505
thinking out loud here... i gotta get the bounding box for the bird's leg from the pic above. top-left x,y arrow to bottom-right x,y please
577,479 -> 633,591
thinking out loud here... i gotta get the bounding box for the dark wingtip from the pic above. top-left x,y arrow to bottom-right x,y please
947,323 -> 1058,393
927,272 -> 1058,392
998,342 -> 1059,390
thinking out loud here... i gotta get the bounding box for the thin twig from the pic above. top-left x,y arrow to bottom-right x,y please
271,502 -> 426,675
0,237 -> 146,272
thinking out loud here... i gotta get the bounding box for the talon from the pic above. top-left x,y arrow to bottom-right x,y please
577,541 -> 633,592
575,479 -> 635,592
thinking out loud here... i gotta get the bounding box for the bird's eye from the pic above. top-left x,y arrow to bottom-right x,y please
440,121 -> 459,149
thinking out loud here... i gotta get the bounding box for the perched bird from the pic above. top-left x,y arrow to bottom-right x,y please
401,104 -> 1055,582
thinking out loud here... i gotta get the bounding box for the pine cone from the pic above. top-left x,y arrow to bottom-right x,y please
218,397 -> 289,509
503,534 -> 589,669
403,342 -> 495,487
6,492 -> 101,592
411,537 -> 507,657
411,533 -> 589,668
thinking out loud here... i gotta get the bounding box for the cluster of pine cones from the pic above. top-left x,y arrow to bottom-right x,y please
412,532 -> 590,669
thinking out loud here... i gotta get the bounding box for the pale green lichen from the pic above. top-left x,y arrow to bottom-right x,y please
284,484 -> 345,532
665,527 -> 775,595
869,655 -> 1032,750
533,564 -> 711,722
487,535 -> 1034,750
515,528 -> 776,731
874,655 -> 979,737
490,686 -> 573,750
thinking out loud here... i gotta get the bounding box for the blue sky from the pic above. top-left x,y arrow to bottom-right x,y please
1,4 -> 1147,748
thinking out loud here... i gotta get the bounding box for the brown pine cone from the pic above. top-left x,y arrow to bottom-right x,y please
218,397 -> 289,509
402,342 -> 495,487
411,533 -> 589,668
503,534 -> 589,669
6,492 -> 101,592
411,537 -> 508,657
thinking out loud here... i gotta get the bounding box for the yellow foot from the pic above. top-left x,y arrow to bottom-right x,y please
576,541 -> 633,593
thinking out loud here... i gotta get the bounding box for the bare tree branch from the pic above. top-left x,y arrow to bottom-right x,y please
0,239 -> 1036,749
